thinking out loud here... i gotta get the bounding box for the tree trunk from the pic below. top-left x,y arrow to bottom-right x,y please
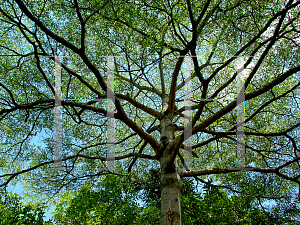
159,95 -> 183,225
160,152 -> 183,225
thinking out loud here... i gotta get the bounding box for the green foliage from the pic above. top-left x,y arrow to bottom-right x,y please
181,180 -> 274,225
0,189 -> 53,225
53,174 -> 140,225
0,0 -> 299,224
52,172 -> 283,225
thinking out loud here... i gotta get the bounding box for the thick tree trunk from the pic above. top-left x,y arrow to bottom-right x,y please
159,96 -> 183,225
160,153 -> 183,225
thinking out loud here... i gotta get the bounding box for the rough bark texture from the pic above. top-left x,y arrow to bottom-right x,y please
160,96 -> 183,225
160,154 -> 183,225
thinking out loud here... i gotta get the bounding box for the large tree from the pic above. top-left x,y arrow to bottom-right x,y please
0,0 -> 300,224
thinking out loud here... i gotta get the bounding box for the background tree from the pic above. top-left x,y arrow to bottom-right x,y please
0,189 -> 53,224
0,0 -> 300,224
52,169 -> 289,224
52,174 -> 140,224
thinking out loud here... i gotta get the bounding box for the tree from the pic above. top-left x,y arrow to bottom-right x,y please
0,189 -> 53,224
52,174 -> 141,224
52,169 -> 285,224
0,0 -> 300,224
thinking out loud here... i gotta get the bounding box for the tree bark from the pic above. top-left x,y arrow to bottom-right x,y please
160,152 -> 183,225
159,95 -> 183,225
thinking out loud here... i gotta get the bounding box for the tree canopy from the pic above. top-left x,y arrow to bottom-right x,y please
0,0 -> 300,224
52,171 -> 284,224
0,189 -> 52,224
